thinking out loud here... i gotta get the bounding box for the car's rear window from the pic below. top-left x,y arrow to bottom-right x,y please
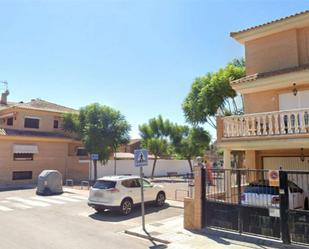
93,180 -> 116,190
244,186 -> 279,195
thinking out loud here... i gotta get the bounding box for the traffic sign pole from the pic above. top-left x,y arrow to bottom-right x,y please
134,149 -> 148,234
140,166 -> 146,232
90,154 -> 99,181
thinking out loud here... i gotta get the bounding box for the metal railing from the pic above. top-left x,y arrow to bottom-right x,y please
65,179 -> 74,186
80,180 -> 90,190
206,169 -> 276,208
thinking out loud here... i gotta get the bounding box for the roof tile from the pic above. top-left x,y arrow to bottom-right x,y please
231,64 -> 309,85
231,10 -> 309,37
0,128 -> 75,139
0,98 -> 77,113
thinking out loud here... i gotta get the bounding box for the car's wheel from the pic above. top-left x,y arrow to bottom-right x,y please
120,198 -> 133,215
94,207 -> 105,213
304,198 -> 309,210
156,191 -> 166,207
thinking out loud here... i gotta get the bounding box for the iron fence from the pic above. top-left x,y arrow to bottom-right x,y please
202,168 -> 309,245
205,168 -> 276,208
286,171 -> 309,211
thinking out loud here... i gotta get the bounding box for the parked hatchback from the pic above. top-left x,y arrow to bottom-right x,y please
88,175 -> 166,215
241,180 -> 308,210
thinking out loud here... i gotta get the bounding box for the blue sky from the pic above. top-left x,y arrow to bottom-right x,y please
0,0 -> 308,138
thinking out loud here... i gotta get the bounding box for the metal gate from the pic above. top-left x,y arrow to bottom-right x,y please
202,168 -> 309,245
285,171 -> 309,245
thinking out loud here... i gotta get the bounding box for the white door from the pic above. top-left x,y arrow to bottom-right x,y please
279,90 -> 309,111
122,179 -> 141,203
140,179 -> 156,202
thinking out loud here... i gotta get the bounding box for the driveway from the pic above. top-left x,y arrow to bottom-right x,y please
0,187 -> 183,249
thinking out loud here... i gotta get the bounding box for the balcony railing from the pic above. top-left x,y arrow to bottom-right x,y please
223,108 -> 309,138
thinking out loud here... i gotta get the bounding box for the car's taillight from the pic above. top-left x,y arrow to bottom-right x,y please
107,188 -> 119,193
271,196 -> 280,204
241,194 -> 246,202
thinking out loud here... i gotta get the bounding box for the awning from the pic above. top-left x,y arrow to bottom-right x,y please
13,144 -> 39,154
114,152 -> 134,159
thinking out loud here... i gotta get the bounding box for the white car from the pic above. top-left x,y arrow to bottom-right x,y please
241,180 -> 308,210
88,175 -> 166,215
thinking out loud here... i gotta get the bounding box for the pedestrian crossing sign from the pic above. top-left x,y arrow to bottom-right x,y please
134,149 -> 148,167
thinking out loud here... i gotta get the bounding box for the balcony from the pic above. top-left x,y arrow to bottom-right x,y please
221,108 -> 309,139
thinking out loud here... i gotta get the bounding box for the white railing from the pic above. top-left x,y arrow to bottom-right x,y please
223,108 -> 309,138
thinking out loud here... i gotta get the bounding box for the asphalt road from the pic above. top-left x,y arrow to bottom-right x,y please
0,188 -> 183,249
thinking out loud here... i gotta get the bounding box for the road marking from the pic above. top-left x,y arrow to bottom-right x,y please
63,194 -> 87,200
50,196 -> 80,202
31,196 -> 65,204
0,205 -> 13,212
0,200 -> 10,204
9,202 -> 32,209
0,200 -> 31,210
6,197 -> 50,207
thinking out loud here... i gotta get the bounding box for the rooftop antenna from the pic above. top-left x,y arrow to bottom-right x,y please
0,81 -> 9,105
0,81 -> 8,92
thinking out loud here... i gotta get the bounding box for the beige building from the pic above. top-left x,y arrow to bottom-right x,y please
217,11 -> 309,171
185,10 -> 309,231
0,91 -> 88,188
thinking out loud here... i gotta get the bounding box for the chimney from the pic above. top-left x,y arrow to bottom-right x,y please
1,89 -> 9,105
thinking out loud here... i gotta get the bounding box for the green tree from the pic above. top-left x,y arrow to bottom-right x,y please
182,59 -> 245,128
170,125 -> 211,172
63,103 -> 130,179
139,115 -> 171,178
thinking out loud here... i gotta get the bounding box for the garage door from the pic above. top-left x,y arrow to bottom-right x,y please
263,157 -> 309,192
263,157 -> 309,171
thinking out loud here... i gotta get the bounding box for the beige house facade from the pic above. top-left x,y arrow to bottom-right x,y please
217,11 -> 309,171
0,95 -> 88,187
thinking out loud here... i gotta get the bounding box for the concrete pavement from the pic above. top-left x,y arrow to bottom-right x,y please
125,215 -> 306,249
2,187 -> 303,249
0,188 -> 183,249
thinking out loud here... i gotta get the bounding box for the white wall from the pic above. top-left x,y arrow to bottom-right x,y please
91,159 -> 192,179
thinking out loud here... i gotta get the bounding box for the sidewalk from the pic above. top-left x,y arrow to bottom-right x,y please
124,215 -> 304,249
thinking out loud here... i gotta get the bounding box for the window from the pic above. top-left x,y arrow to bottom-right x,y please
122,179 -> 140,188
305,112 -> 309,125
24,118 -> 39,129
53,120 -> 59,129
7,117 -> 13,126
76,147 -> 88,156
13,153 -> 34,161
12,171 -> 32,180
93,180 -> 116,189
139,179 -> 153,188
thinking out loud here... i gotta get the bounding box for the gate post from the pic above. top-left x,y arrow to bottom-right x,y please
201,163 -> 206,227
279,170 -> 291,244
184,158 -> 206,230
237,170 -> 243,234
193,157 -> 206,229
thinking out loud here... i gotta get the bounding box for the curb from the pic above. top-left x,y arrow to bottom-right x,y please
166,200 -> 184,209
124,230 -> 170,244
167,204 -> 184,209
201,228 -> 307,249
